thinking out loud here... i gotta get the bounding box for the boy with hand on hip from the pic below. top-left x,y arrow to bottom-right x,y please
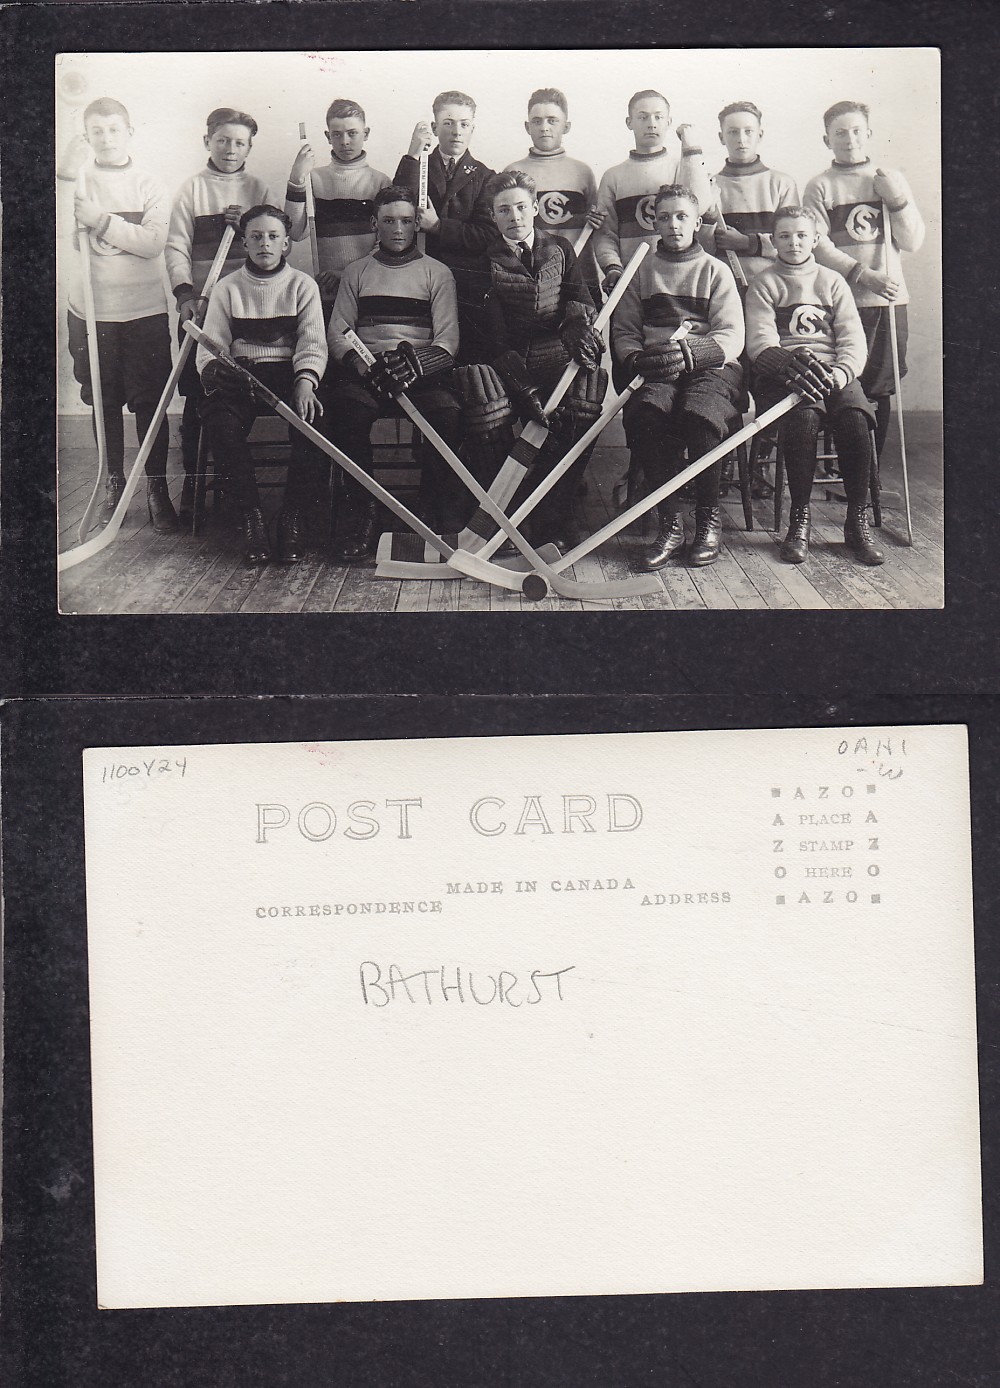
196,205 -> 327,567
57,97 -> 175,532
166,107 -> 274,523
612,184 -> 744,572
803,101 -> 924,457
394,91 -> 497,363
745,204 -> 882,568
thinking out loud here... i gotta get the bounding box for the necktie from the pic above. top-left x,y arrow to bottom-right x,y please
518,240 -> 533,272
445,157 -> 456,180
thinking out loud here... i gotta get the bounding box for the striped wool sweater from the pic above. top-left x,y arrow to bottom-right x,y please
592,146 -> 712,276
704,159 -> 799,280
803,159 -> 924,308
744,257 -> 868,383
285,153 -> 390,296
328,245 -> 459,363
196,259 -> 327,385
503,148 -> 599,287
612,241 -> 744,366
166,161 -> 275,300
59,159 -> 168,322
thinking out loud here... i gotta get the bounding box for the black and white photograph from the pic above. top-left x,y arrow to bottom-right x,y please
54,46 -> 942,615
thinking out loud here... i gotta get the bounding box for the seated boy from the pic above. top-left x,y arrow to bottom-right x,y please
196,205 -> 327,566
285,98 -> 390,310
470,170 -> 606,551
325,185 -> 462,561
704,101 -> 799,284
612,184 -> 744,571
393,90 -> 497,362
745,204 -> 882,566
504,87 -> 601,305
57,97 -> 175,532
803,101 -> 924,456
166,107 -> 274,522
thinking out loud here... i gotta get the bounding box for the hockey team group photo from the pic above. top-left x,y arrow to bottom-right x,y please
54,47 -> 942,614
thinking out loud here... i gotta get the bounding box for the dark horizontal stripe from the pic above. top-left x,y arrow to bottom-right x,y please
192,212 -> 232,248
828,201 -> 883,243
286,185 -> 307,203
615,192 -> 660,235
315,197 -> 376,230
114,210 -> 145,226
645,291 -> 711,324
534,189 -> 588,227
720,210 -> 779,233
357,295 -> 432,320
776,303 -> 835,336
231,314 -> 299,344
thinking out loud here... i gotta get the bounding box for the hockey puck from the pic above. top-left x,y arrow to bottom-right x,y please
521,572 -> 549,601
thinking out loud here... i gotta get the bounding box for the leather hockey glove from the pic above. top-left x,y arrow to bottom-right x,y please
560,314 -> 605,370
630,340 -> 688,383
756,345 -> 837,403
398,339 -> 455,382
494,350 -> 549,427
457,363 -> 514,437
367,348 -> 416,398
552,367 -> 609,439
201,357 -> 256,401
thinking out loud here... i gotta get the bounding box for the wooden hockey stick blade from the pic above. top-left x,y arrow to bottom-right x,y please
373,531 -> 561,581
185,323 -> 455,561
59,227 -> 238,573
883,206 -> 913,545
553,393 -> 800,573
447,545 -> 659,601
450,239 -> 653,554
75,167 -> 109,542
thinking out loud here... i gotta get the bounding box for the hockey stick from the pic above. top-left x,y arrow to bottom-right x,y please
443,238 -> 651,558
343,334 -> 657,600
416,148 -> 429,254
298,123 -> 321,278
59,227 -> 237,574
883,206 -> 913,546
75,166 -> 110,542
714,209 -> 748,290
548,392 -> 800,577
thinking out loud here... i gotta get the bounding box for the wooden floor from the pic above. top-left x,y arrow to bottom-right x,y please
58,413 -> 943,614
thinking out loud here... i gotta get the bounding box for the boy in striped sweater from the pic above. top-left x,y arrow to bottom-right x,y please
166,107 -> 274,522
284,98 -> 390,311
504,88 -> 601,306
705,101 -> 799,284
196,205 -> 327,566
612,184 -> 744,571
325,185 -> 462,561
745,205 -> 882,567
803,101 -> 924,457
57,97 -> 175,532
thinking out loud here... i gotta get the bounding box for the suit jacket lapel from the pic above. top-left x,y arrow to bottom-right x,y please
446,154 -> 479,202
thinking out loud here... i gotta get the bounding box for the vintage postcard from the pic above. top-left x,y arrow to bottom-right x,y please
83,725 -> 980,1308
55,46 -> 941,615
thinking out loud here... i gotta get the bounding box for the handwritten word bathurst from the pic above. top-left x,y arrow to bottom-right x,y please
359,962 -> 575,1007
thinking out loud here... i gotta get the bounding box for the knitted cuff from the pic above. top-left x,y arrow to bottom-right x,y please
683,335 -> 726,371
750,233 -> 763,258
884,197 -> 909,214
285,183 -> 307,202
402,341 -> 454,379
755,345 -> 794,379
173,283 -> 197,305
96,213 -> 112,240
294,371 -> 320,389
341,349 -> 364,374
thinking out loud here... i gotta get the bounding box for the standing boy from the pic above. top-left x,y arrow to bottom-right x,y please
803,101 -> 924,456
166,107 -> 273,523
745,205 -> 882,567
612,184 -> 744,571
394,90 -> 497,363
504,88 -> 601,304
285,98 -> 390,310
705,101 -> 799,283
325,185 -> 462,561
196,205 -> 327,566
57,97 -> 175,531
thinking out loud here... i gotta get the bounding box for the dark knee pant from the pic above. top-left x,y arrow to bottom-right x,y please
622,364 -> 743,509
198,360 -> 323,512
67,311 -> 171,479
756,377 -> 876,508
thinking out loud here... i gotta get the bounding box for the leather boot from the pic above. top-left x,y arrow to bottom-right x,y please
147,478 -> 178,533
335,498 -> 378,562
688,506 -> 722,567
638,507 -> 685,571
99,473 -> 125,527
276,508 -> 306,563
779,504 -> 811,564
844,503 -> 885,566
241,506 -> 270,565
178,474 -> 196,528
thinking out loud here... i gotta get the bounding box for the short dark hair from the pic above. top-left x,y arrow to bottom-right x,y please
628,89 -> 670,118
718,101 -> 763,126
527,87 -> 568,117
653,183 -> 700,213
433,90 -> 476,118
326,98 -> 366,126
84,97 -> 131,126
823,100 -> 870,131
240,204 -> 291,235
486,170 -> 536,203
773,204 -> 819,230
206,107 -> 258,139
373,184 -> 419,214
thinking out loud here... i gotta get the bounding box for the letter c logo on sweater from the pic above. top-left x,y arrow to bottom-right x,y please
789,305 -> 826,336
636,195 -> 658,232
538,191 -> 571,225
845,203 -> 882,242
90,229 -> 122,257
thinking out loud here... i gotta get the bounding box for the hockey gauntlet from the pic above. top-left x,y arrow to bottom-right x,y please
560,314 -> 605,370
756,345 -> 837,403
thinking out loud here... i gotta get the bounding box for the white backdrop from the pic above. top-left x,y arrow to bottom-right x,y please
55,48 -> 941,414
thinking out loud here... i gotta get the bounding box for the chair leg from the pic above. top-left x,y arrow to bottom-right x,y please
773,437 -> 785,532
193,429 -> 209,536
737,442 -> 754,531
869,427 -> 882,528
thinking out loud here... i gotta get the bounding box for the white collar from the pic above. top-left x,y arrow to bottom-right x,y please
503,230 -> 536,252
